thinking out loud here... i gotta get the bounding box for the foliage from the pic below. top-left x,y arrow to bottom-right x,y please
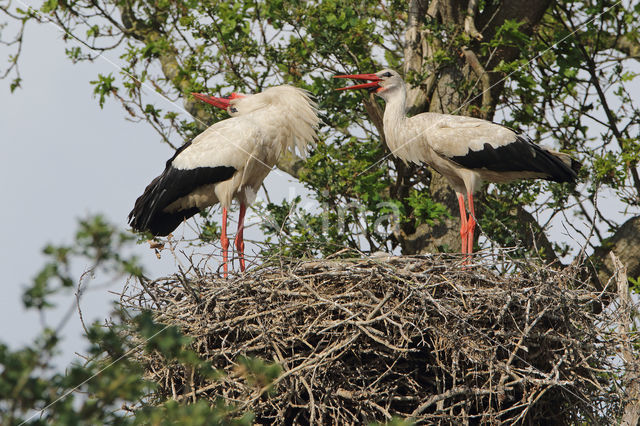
24,215 -> 142,311
0,216 -> 276,425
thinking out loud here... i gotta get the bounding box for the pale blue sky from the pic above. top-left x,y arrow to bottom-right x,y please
0,22 -> 163,356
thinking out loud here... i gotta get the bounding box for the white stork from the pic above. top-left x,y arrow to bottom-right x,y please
129,85 -> 319,276
335,69 -> 580,255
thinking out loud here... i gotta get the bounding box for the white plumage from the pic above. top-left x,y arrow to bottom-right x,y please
129,85 -> 319,275
336,69 -> 579,255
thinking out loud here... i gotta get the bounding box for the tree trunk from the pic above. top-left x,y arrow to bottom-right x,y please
591,216 -> 640,290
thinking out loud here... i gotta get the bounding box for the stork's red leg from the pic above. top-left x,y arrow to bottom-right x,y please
457,193 -> 468,255
221,207 -> 229,278
234,203 -> 247,272
466,191 -> 476,255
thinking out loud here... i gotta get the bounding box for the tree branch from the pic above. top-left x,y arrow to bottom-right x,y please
613,252 -> 640,426
362,95 -> 385,145
275,150 -> 307,179
403,0 -> 430,114
516,206 -> 559,264
464,0 -> 483,40
603,32 -> 640,61
462,46 -> 492,119
591,215 -> 640,289
557,7 -> 640,201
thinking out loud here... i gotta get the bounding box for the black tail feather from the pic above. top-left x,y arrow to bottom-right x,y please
535,146 -> 578,183
128,162 -> 236,236
450,134 -> 579,183
570,157 -> 582,175
130,206 -> 201,237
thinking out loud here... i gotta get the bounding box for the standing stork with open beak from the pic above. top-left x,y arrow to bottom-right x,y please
129,86 -> 319,277
335,69 -> 580,256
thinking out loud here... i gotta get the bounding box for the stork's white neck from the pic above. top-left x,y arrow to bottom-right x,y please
381,83 -> 408,156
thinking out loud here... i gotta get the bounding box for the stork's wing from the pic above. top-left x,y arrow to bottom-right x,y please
128,152 -> 235,236
128,117 -> 263,236
415,113 -> 578,182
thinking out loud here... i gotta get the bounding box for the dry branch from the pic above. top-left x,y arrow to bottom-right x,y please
121,252 -> 637,424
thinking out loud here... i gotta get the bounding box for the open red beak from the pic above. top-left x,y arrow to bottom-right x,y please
191,92 -> 230,109
334,73 -> 382,91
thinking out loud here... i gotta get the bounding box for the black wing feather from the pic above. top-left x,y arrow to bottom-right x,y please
449,134 -> 579,183
129,142 -> 236,236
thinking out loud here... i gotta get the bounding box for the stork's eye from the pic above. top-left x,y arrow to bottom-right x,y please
229,106 -> 238,113
382,71 -> 392,78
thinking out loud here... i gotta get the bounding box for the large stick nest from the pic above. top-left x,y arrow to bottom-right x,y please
122,253 -> 633,424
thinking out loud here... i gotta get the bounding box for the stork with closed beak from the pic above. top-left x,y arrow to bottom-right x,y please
129,85 -> 319,276
191,91 -> 244,115
335,69 -> 580,255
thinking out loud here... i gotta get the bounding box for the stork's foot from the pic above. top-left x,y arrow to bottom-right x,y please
459,227 -> 472,268
465,191 -> 477,262
457,192 -> 469,259
221,236 -> 230,278
460,228 -> 468,255
466,213 -> 476,257
234,237 -> 245,272
235,203 -> 247,273
221,207 -> 230,279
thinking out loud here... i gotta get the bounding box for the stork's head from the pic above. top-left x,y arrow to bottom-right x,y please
334,69 -> 403,101
191,92 -> 246,116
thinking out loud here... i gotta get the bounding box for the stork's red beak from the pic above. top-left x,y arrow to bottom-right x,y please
334,73 -> 382,92
191,92 -> 230,109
